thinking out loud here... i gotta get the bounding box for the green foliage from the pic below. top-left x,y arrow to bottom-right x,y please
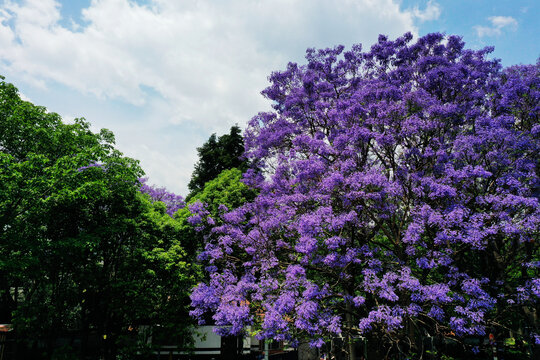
0,76 -> 198,358
177,168 -> 257,256
187,125 -> 247,199
190,168 -> 257,214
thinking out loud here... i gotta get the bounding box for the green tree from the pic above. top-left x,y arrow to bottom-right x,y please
0,76 -> 197,359
189,168 -> 256,215
178,168 -> 256,257
187,125 -> 247,200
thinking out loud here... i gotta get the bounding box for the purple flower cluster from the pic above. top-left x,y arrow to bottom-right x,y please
77,161 -> 105,172
139,177 -> 185,216
190,33 -> 539,347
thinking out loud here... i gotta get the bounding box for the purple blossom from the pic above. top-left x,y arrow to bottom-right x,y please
189,33 -> 540,351
77,161 -> 104,172
139,177 -> 185,216
532,278 -> 540,298
428,306 -> 445,321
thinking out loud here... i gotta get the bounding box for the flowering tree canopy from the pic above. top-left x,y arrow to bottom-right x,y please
190,33 -> 539,357
139,177 -> 186,216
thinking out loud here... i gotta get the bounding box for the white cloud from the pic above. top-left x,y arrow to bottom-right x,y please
411,0 -> 441,23
474,16 -> 518,38
0,0 -> 431,194
17,90 -> 32,102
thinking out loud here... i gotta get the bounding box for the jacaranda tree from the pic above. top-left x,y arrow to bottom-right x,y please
190,33 -> 539,359
140,177 -> 186,216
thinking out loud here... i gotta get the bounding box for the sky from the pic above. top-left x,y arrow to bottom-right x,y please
0,0 -> 538,196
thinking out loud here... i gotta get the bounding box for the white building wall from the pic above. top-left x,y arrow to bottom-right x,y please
193,325 -> 221,355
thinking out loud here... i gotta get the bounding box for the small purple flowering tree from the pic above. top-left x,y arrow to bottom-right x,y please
139,177 -> 185,216
191,33 -> 539,358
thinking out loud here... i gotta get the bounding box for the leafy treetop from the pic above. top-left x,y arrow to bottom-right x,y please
0,76 -> 198,359
187,125 -> 247,199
